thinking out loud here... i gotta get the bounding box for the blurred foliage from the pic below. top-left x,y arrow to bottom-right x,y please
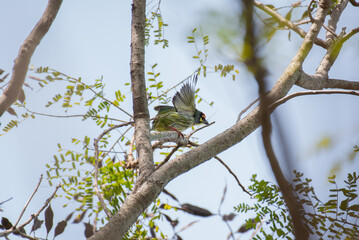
235,171 -> 359,239
310,135 -> 359,177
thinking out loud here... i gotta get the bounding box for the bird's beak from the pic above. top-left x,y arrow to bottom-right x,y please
203,119 -> 209,125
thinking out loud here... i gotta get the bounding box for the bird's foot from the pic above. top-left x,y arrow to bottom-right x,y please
169,127 -> 184,139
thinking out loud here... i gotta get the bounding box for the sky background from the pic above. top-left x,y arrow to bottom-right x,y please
1,0 -> 359,239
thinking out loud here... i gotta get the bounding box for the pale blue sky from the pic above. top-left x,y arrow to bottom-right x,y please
1,0 -> 359,239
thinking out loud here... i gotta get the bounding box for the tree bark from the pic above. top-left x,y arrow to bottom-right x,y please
0,0 -> 62,116
130,0 -> 154,181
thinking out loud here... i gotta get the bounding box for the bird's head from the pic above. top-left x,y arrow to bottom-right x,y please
194,110 -> 209,125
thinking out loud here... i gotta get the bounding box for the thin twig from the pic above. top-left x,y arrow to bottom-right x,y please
269,90 -> 359,112
18,183 -> 61,229
308,0 -> 315,22
322,24 -> 338,37
342,27 -> 359,42
214,156 -> 252,196
84,82 -> 133,119
187,139 -> 252,196
187,121 -> 215,138
156,145 -> 180,169
15,231 -> 37,240
237,96 -> 260,121
93,205 -> 100,235
100,125 -> 134,167
125,135 -> 138,168
224,220 -> 235,240
44,68 -> 134,120
0,197 -> 13,205
23,106 -> 127,123
13,175 -> 43,228
294,19 -> 311,26
249,218 -> 264,240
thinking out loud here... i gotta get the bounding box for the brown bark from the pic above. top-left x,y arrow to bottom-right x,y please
0,0 -> 63,116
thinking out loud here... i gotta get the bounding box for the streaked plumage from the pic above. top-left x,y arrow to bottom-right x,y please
151,75 -> 208,134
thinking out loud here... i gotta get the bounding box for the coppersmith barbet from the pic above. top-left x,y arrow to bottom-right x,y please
151,74 -> 208,136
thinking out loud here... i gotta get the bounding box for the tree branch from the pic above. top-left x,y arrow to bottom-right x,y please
349,0 -> 359,6
13,175 -> 43,228
125,135 -> 138,168
214,156 -> 251,196
296,1 -> 358,90
23,106 -> 127,123
270,90 -> 359,111
151,132 -> 189,148
342,27 -> 359,41
325,0 -> 348,42
0,0 -> 62,116
17,183 -> 60,230
297,71 -> 359,90
254,0 -> 328,49
0,183 -> 60,238
156,145 -> 180,169
237,96 -> 260,121
130,0 -> 154,181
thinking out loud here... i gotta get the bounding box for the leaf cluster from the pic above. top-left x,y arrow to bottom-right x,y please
235,171 -> 359,240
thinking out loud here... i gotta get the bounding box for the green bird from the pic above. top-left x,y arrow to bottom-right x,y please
151,74 -> 209,136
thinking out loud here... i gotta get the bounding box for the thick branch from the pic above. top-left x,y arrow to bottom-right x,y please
326,78 -> 359,89
313,1 -> 349,88
297,71 -> 359,90
325,0 -> 348,42
0,0 -> 62,116
297,1 -> 358,90
151,132 -> 189,147
130,0 -> 154,180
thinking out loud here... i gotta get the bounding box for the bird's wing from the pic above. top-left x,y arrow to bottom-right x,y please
172,74 -> 198,115
154,105 -> 176,114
